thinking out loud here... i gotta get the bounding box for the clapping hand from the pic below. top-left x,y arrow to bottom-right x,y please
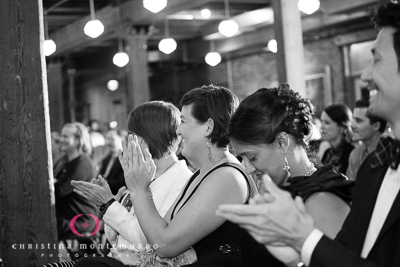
72,175 -> 114,207
216,174 -> 315,252
118,134 -> 156,198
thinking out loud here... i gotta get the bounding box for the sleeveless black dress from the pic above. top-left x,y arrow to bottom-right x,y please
171,162 -> 286,267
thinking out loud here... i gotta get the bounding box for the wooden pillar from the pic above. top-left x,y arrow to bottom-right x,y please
47,61 -> 65,132
0,0 -> 58,266
342,45 -> 354,106
125,26 -> 150,113
67,68 -> 77,122
271,0 -> 306,95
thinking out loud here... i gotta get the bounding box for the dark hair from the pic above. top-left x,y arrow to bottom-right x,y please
324,104 -> 353,142
372,2 -> 400,71
127,101 -> 180,159
355,99 -> 387,133
180,85 -> 239,148
63,122 -> 92,155
228,83 -> 315,147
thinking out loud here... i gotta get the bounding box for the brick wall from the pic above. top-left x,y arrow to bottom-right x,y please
304,38 -> 346,104
147,36 -> 347,112
205,36 -> 346,105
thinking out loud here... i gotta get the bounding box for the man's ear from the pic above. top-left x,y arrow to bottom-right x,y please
275,132 -> 290,152
372,121 -> 381,132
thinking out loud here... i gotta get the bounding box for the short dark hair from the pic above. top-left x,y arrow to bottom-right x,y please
324,103 -> 353,142
127,101 -> 180,159
180,85 -> 239,148
228,83 -> 315,147
372,2 -> 400,71
355,99 -> 387,133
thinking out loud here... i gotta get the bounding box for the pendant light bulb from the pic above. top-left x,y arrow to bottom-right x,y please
143,0 -> 167,13
158,38 -> 177,54
218,19 -> 239,38
44,15 -> 56,56
44,39 -> 57,56
113,52 -> 129,67
201,9 -> 211,19
84,19 -> 105,38
218,0 -> 239,38
84,0 -> 105,38
205,52 -> 222,67
298,0 -> 320,15
107,80 -> 119,91
267,39 -> 278,53
158,19 -> 176,54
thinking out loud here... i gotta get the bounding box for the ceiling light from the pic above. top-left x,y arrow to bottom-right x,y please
218,0 -> 239,37
44,39 -> 57,56
143,0 -> 167,13
218,19 -> 239,38
298,0 -> 320,15
159,38 -> 177,54
84,20 -> 104,38
201,9 -> 211,19
205,41 -> 221,67
113,37 -> 129,67
43,16 -> 56,56
113,52 -> 129,68
84,0 -> 104,38
109,121 -> 118,129
267,39 -> 277,53
158,19 -> 177,54
107,80 -> 119,91
205,52 -> 222,67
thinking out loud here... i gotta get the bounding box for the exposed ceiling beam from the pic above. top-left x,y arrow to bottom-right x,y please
184,9 -> 371,60
49,0 -> 269,57
321,0 -> 376,15
49,4 -> 119,56
333,28 -> 377,46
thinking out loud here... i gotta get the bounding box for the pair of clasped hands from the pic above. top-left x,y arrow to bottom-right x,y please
71,134 -> 156,207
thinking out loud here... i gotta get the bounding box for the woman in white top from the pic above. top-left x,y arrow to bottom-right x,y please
72,101 -> 192,266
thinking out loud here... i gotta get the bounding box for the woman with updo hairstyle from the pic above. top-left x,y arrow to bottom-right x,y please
320,103 -> 355,174
228,84 -> 353,238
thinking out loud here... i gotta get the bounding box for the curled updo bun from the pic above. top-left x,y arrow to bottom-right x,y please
228,83 -> 315,147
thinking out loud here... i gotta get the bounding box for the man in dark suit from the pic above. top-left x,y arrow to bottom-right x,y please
99,129 -> 126,195
216,3 -> 400,266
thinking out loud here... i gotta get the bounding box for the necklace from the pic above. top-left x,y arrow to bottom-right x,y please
305,163 -> 317,176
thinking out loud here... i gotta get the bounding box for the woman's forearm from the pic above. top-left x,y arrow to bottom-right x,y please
132,190 -> 172,248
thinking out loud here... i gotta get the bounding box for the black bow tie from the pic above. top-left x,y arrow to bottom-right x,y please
371,137 -> 400,170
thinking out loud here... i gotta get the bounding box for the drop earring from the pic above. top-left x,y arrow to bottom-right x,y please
282,152 -> 291,179
206,140 -> 212,162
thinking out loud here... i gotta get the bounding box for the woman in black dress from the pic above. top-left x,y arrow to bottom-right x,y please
226,84 -> 353,239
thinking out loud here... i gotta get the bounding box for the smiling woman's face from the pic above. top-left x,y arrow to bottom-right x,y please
176,104 -> 208,161
60,126 -> 79,153
231,140 -> 287,185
